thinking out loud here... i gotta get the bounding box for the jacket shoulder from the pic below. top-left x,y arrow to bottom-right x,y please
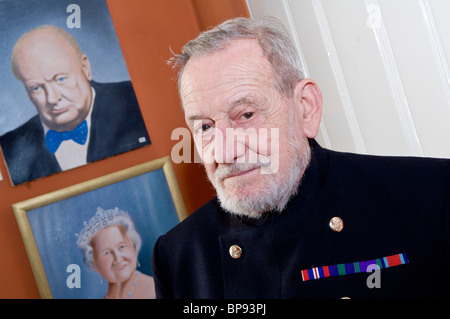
160,198 -> 223,242
0,116 -> 56,184
90,80 -> 136,107
327,147 -> 449,182
0,115 -> 42,143
0,115 -> 44,159
87,80 -> 150,160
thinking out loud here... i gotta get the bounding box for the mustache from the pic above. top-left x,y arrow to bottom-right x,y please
214,158 -> 271,181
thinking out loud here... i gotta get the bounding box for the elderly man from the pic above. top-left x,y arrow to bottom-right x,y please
152,17 -> 449,298
0,25 -> 150,185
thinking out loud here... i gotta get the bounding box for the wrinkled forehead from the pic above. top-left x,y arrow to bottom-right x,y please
180,39 -> 276,115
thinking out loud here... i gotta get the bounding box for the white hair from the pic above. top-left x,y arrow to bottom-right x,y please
170,16 -> 305,99
76,207 -> 142,270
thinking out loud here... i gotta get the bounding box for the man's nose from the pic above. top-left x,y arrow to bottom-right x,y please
213,123 -> 246,164
45,83 -> 62,104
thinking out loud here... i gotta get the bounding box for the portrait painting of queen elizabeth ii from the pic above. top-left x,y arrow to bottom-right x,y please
13,157 -> 186,299
77,207 -> 155,299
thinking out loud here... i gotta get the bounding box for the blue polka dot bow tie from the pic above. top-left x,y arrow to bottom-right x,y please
45,120 -> 88,153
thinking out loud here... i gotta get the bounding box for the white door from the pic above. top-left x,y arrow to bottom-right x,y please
247,0 -> 450,158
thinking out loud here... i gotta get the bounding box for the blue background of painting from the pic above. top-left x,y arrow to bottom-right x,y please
0,0 -> 131,136
27,168 -> 180,299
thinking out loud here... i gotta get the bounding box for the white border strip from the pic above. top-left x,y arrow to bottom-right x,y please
419,0 -> 450,106
312,0 -> 367,154
365,0 -> 423,156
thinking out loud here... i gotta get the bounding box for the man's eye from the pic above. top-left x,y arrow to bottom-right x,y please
56,76 -> 67,83
30,86 -> 41,93
201,124 -> 212,132
241,112 -> 254,120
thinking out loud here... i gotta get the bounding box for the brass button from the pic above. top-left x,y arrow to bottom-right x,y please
229,244 -> 242,259
329,217 -> 344,232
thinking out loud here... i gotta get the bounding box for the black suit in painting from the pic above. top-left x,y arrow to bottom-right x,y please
0,80 -> 150,185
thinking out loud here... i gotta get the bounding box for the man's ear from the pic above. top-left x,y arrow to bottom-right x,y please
81,54 -> 92,81
293,78 -> 323,139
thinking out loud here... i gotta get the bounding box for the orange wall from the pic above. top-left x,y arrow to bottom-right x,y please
0,0 -> 248,298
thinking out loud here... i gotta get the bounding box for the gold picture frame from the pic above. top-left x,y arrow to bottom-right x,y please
13,156 -> 187,299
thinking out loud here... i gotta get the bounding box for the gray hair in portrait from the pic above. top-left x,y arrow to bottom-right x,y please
77,207 -> 142,270
170,16 -> 306,99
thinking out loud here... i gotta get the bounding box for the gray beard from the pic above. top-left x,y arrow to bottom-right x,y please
212,138 -> 311,219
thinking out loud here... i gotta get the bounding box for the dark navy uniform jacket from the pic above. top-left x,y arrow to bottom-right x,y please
0,80 -> 150,185
152,140 -> 450,299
